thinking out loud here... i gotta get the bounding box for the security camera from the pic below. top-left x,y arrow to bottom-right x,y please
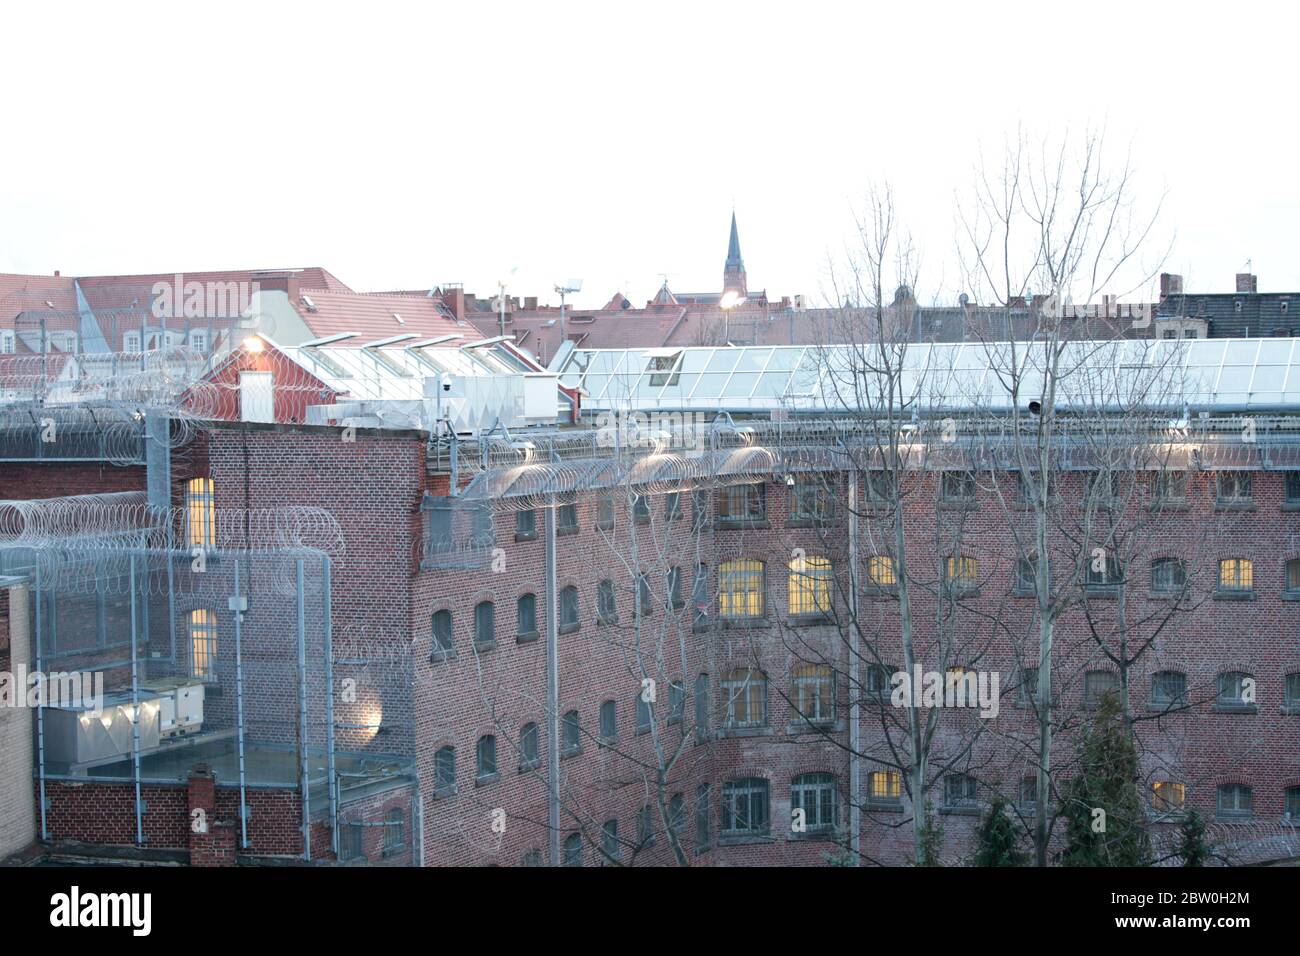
1027,400 -> 1043,416
785,474 -> 796,487
440,373 -> 453,393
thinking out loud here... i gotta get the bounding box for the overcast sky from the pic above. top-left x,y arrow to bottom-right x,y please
2,1 -> 1295,309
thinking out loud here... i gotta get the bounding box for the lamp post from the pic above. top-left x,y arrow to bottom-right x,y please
719,290 -> 746,343
554,280 -> 582,343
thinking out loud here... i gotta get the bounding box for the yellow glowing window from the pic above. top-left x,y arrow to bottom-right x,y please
867,555 -> 897,587
190,609 -> 218,682
719,559 -> 765,618
1218,558 -> 1253,590
186,477 -> 215,547
788,555 -> 832,615
945,555 -> 978,588
1152,780 -> 1186,812
869,770 -> 901,801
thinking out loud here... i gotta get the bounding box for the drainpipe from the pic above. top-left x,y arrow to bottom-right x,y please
129,555 -> 144,845
31,574 -> 47,841
846,464 -> 861,864
323,554 -> 337,857
296,558 -> 311,860
544,498 -> 561,865
233,559 -> 249,849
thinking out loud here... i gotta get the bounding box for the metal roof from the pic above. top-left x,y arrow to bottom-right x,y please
554,338 -> 1300,414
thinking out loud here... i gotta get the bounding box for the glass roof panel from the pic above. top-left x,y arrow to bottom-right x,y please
732,348 -> 773,373
704,350 -> 740,373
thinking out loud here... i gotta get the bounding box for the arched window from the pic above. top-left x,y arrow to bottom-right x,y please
562,832 -> 583,866
1151,557 -> 1187,594
518,722 -> 539,771
788,555 -> 832,616
1151,780 -> 1186,813
720,778 -> 770,835
694,673 -> 709,741
516,593 -> 537,637
666,566 -> 684,609
792,663 -> 834,724
1216,783 -> 1253,818
1151,671 -> 1187,708
476,735 -> 497,780
718,559 -> 764,618
431,609 -> 454,657
433,745 -> 456,795
868,770 -> 902,805
189,609 -> 218,682
944,554 -> 978,592
792,772 -> 838,830
721,668 -> 767,728
868,555 -> 897,589
1218,557 -> 1253,592
562,709 -> 581,755
1216,671 -> 1254,708
636,572 -> 654,617
474,600 -> 495,648
599,699 -> 617,741
559,586 -> 579,632
185,477 -> 215,547
597,580 -> 617,623
1083,670 -> 1119,708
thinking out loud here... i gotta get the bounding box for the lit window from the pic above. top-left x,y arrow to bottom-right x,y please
867,555 -> 897,588
792,664 -> 834,723
719,559 -> 765,618
189,609 -> 218,682
869,770 -> 902,805
1218,558 -> 1253,592
721,668 -> 767,728
944,555 -> 978,592
1152,781 -> 1186,813
788,555 -> 832,616
185,477 -> 215,548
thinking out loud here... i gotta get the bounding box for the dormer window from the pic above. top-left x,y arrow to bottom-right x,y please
646,349 -> 683,387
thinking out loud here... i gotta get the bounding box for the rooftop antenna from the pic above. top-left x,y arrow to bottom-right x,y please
554,279 -> 582,340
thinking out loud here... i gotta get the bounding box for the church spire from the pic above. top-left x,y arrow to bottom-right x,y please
723,210 -> 747,297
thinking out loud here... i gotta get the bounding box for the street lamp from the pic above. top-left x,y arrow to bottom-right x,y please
554,280 -> 582,341
719,290 -> 746,342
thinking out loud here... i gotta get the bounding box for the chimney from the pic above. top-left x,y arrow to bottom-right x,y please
525,296 -> 538,310
1236,273 -> 1258,294
253,270 -> 301,303
1160,273 -> 1183,297
53,270 -> 60,277
446,287 -> 465,322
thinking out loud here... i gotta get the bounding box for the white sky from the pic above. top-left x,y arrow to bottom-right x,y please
2,1 -> 1296,309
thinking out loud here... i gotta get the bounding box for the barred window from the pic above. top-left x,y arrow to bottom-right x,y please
185,477 -> 215,548
189,609 -> 218,683
632,493 -> 650,524
476,735 -> 497,780
668,792 -> 685,837
944,773 -> 978,808
601,819 -> 620,862
1286,471 -> 1300,504
717,483 -> 765,523
1286,672 -> 1300,708
516,594 -> 536,636
867,554 -> 897,588
597,579 -> 617,623
1151,671 -> 1187,708
1014,556 -> 1037,593
788,555 -> 832,615
431,609 -> 454,656
474,600 -> 495,648
599,699 -> 617,741
1084,552 -> 1122,588
562,833 -> 583,866
1153,470 -> 1188,501
869,770 -> 902,804
1218,557 -> 1253,591
636,572 -> 654,617
1216,472 -> 1253,503
636,690 -> 652,734
692,563 -> 710,626
1152,780 -> 1186,813
596,495 -> 615,530
695,784 -> 711,850
515,509 -> 536,539
1083,670 -> 1119,708
719,558 -> 765,617
434,745 -> 456,795
668,681 -> 686,724
637,805 -> 655,846
1217,783 -> 1253,817
721,778 -> 770,835
557,503 -> 578,532
664,491 -> 682,521
694,673 -> 710,741
1286,786 -> 1300,820
519,722 -> 540,771
944,554 -> 978,591
866,664 -> 894,702
791,476 -> 832,521
941,471 -> 976,501
1018,666 -> 1039,704
791,772 -> 838,830
666,566 -> 684,609
1217,671 -> 1253,706
562,710 -> 581,754
721,668 -> 767,728
1287,559 -> 1300,592
1151,557 -> 1187,594
560,586 -> 579,630
792,663 -> 834,723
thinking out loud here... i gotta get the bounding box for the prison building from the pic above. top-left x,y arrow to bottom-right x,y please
4,337 -> 1300,866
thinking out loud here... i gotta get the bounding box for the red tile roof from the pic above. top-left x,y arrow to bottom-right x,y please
290,290 -> 469,344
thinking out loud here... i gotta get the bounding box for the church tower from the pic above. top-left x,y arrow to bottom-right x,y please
722,211 -> 747,298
